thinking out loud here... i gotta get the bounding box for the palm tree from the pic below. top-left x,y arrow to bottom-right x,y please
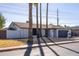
36,3 -> 39,38
33,3 -> 39,38
28,3 -> 33,43
46,3 -> 48,37
40,3 -> 42,37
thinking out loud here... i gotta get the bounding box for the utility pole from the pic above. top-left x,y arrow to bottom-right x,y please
57,9 -> 59,26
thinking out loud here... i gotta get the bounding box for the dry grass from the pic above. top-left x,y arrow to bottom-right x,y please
0,39 -> 27,48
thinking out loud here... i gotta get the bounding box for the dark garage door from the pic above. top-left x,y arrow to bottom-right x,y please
58,30 -> 68,38
0,30 -> 6,39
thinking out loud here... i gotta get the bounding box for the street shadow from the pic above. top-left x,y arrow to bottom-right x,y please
47,37 -> 79,55
24,42 -> 33,56
37,38 -> 45,56
41,37 -> 59,56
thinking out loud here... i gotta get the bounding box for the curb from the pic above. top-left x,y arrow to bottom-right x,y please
0,40 -> 79,52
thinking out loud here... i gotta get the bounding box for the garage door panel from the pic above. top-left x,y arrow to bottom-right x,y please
58,30 -> 68,38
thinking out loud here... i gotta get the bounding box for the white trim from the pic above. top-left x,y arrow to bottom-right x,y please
56,29 -> 59,38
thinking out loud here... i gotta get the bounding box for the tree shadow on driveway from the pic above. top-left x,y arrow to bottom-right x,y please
24,37 -> 45,56
47,37 -> 79,55
24,42 -> 33,56
41,37 -> 59,56
37,38 -> 45,56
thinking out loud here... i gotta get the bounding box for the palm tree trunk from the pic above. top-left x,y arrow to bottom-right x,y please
46,3 -> 48,37
40,3 -> 42,37
28,3 -> 32,41
36,3 -> 39,38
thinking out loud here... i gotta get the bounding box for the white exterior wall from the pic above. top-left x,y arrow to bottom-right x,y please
42,29 -> 45,36
56,29 -> 59,38
49,29 -> 54,38
67,30 -> 71,38
7,22 -> 28,39
49,29 -> 58,38
7,29 -> 28,39
19,29 -> 28,38
7,30 -> 20,39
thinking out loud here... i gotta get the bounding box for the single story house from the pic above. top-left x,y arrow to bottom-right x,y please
0,22 -> 71,39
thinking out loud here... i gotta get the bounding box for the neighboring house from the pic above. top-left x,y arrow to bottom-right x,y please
0,22 -> 71,39
70,26 -> 79,36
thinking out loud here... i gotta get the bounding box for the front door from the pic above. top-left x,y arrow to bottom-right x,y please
45,29 -> 49,37
32,29 -> 37,35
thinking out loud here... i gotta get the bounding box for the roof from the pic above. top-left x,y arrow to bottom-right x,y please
71,26 -> 79,29
10,22 -> 64,29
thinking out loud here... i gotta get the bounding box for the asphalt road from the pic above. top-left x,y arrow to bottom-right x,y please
0,38 -> 79,56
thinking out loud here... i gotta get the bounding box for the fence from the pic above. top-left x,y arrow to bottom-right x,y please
0,30 -> 6,39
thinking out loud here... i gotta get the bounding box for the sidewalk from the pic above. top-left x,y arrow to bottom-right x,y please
0,38 -> 79,52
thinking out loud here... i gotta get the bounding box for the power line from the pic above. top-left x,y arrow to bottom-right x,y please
0,6 -> 28,13
0,10 -> 79,21
0,10 -> 56,17
0,11 -> 78,20
49,10 -> 79,15
0,4 -> 78,26
0,6 -> 79,21
0,10 -> 27,16
1,3 -> 79,14
0,4 -> 28,9
1,5 -> 79,20
1,4 -> 79,15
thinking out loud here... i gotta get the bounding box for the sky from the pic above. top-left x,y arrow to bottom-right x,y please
0,3 -> 79,27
